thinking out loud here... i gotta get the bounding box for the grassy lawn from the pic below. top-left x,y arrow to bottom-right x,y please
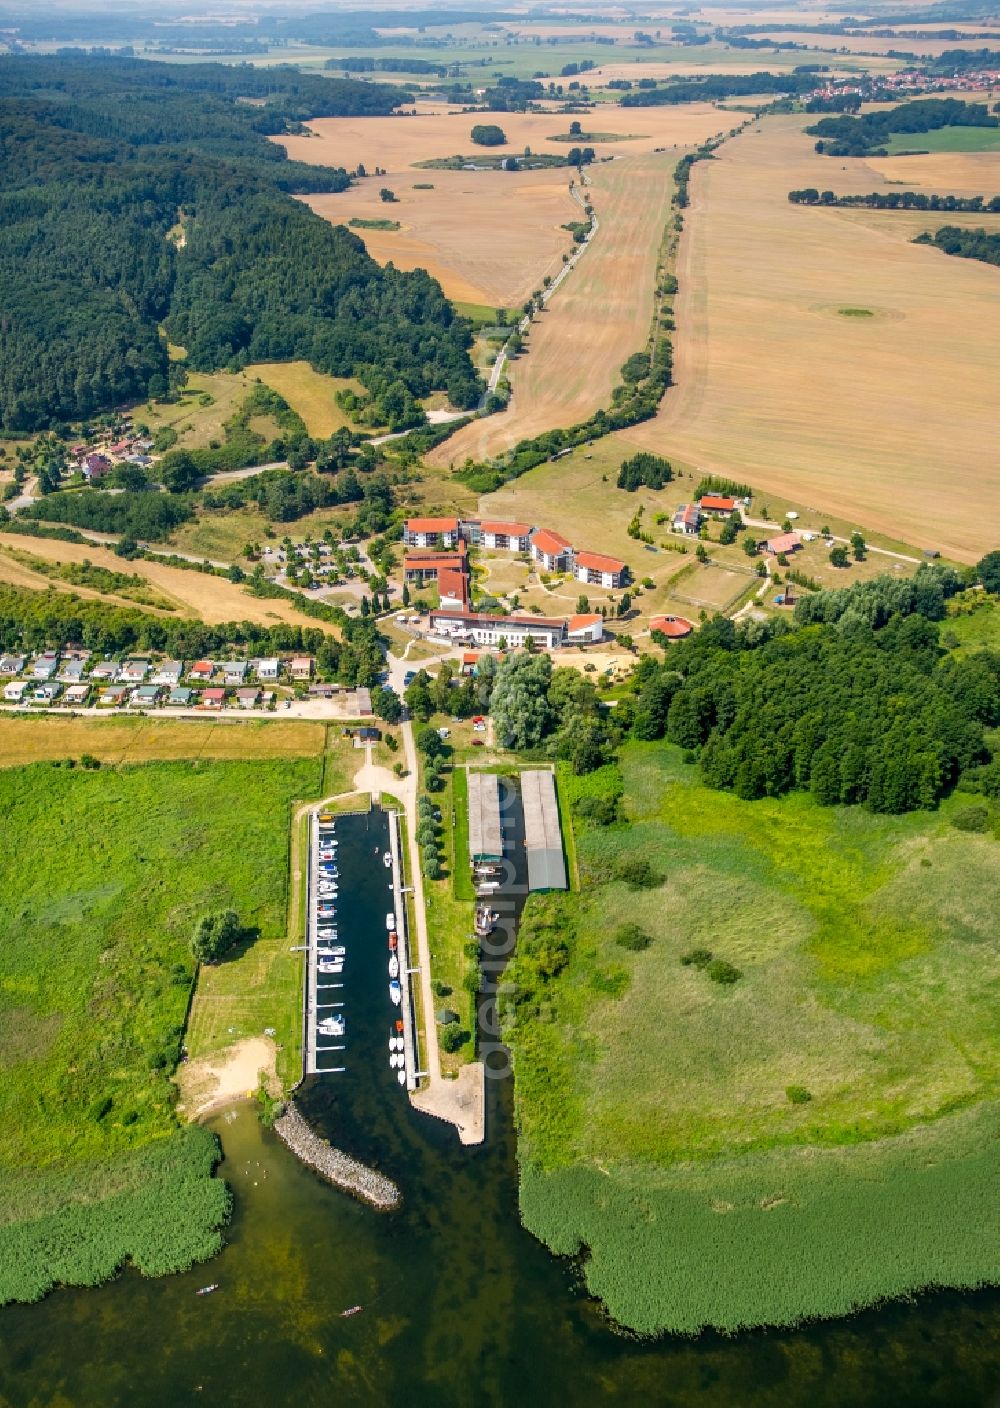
246,361 -> 363,439
945,593 -> 1000,653
423,760 -> 477,1067
137,370 -> 254,450
0,755 -> 323,1302
506,742 -> 1000,1333
0,716 -> 327,769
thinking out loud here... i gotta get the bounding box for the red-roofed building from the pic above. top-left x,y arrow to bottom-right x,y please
83,453 -> 111,482
567,613 -> 604,644
403,517 -> 459,549
650,614 -> 694,640
201,687 -> 226,710
530,528 -> 573,572
189,660 -> 214,682
437,567 -> 470,612
480,520 -> 533,552
403,550 -> 466,583
672,504 -> 701,536
698,494 -> 738,516
461,651 -> 480,675
764,531 -> 802,556
573,549 -> 628,589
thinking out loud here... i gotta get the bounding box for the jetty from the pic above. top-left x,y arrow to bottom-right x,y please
274,1102 -> 400,1210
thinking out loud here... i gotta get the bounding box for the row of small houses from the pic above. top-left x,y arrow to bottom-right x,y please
0,651 -> 316,687
3,680 -> 284,710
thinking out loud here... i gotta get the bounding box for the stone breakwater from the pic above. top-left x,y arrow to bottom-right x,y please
273,1102 -> 401,1210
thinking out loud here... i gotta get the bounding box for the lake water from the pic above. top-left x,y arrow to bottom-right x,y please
2,810 -> 1000,1407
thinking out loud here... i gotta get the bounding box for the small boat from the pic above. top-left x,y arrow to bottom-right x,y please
394,1035 -> 405,1052
385,913 -> 395,930
395,1019 -> 404,1033
388,954 -> 399,979
318,961 -> 343,974
319,944 -> 346,957
388,933 -> 398,952
390,1053 -> 403,1070
319,1015 -> 345,1037
340,1305 -> 362,1318
475,906 -> 499,937
196,1284 -> 219,1296
389,979 -> 402,1006
317,928 -> 337,940
383,852 -> 392,869
397,1069 -> 406,1086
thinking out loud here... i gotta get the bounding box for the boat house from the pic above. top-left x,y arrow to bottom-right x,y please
520,770 -> 567,892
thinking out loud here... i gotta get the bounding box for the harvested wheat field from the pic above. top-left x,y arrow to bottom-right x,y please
625,116 -> 1000,562
0,717 -> 327,768
429,149 -> 685,465
279,104 -> 725,307
0,534 -> 335,632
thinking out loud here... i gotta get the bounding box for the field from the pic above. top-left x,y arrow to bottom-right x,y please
625,115 -> 1000,563
281,104 -> 726,309
430,149 -> 683,465
507,743 -> 1000,1333
0,531 -> 328,630
0,756 -> 323,1302
247,362 -> 363,438
0,716 -> 327,768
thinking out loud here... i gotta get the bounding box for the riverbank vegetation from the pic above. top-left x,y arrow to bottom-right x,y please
0,755 -> 322,1303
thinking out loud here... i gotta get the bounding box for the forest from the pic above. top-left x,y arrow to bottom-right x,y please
808,97 -> 999,156
914,225 -> 1000,267
0,56 -> 480,431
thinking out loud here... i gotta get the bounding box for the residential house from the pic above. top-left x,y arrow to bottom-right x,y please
697,494 -> 738,517
0,654 -> 25,676
64,683 -> 91,706
461,652 -> 480,675
99,685 -> 129,708
566,613 -> 604,644
89,660 -> 119,682
58,658 -> 86,684
763,531 -> 802,556
357,726 -> 381,743
256,658 -> 280,682
119,659 -> 149,685
672,504 -> 701,536
189,660 -> 214,683
130,684 -> 161,708
428,610 -> 567,650
3,680 -> 27,702
82,453 -> 111,482
152,660 -> 184,687
32,682 -> 62,703
573,550 -> 628,590
480,520 -> 533,553
289,656 -> 314,681
236,687 -> 261,710
402,517 -> 459,549
167,687 -> 194,707
222,660 -> 249,686
31,652 -> 59,680
201,688 -> 226,711
530,529 -> 573,573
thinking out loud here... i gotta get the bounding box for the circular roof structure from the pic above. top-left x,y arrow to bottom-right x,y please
650,614 -> 694,639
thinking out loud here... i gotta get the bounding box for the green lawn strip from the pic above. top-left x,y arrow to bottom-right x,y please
423,764 -> 475,1062
0,755 -> 321,1299
505,740 -> 1000,1331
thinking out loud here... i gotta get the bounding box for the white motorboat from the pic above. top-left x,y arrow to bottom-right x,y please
389,979 -> 402,1006
318,947 -> 345,959
318,961 -> 343,974
397,1068 -> 406,1086
390,1053 -> 403,1070
388,954 -> 399,979
317,928 -> 337,940
383,852 -> 392,869
385,913 -> 396,930
318,883 -> 337,895
318,1014 -> 345,1037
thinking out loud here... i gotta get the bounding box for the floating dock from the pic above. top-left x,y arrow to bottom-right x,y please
387,808 -> 418,1093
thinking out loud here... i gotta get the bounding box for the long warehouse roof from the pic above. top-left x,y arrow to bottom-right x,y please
521,770 -> 567,892
467,771 -> 503,862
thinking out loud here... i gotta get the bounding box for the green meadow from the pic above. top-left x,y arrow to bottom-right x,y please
887,126 -> 1000,153
0,755 -> 322,1303
505,744 -> 1000,1333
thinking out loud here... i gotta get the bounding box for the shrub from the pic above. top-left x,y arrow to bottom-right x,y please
614,923 -> 652,951
681,947 -> 712,969
952,805 -> 990,832
440,1025 -> 471,1053
786,1085 -> 813,1104
190,909 -> 241,964
707,959 -> 742,985
614,856 -> 663,889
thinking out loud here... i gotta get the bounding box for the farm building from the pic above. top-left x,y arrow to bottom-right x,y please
467,771 -> 503,864
697,494 -> 738,517
520,770 -> 567,892
764,531 -> 802,556
672,504 -> 701,536
573,550 -> 628,589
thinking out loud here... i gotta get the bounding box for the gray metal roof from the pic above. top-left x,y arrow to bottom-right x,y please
521,770 -> 567,892
467,771 -> 503,862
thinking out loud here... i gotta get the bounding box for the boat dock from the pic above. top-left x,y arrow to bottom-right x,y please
305,810 -> 345,1077
387,808 -> 418,1092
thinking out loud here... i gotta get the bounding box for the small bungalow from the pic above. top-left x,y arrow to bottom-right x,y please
222,660 -> 249,686
201,687 -> 226,711
119,658 -> 150,684
89,660 -> 119,682
763,531 -> 802,556
3,680 -> 27,702
697,494 -> 738,517
256,658 -> 280,682
64,683 -> 91,706
461,652 -> 480,675
289,656 -> 314,681
0,654 -> 25,676
236,687 -> 261,710
167,686 -> 194,707
58,658 -> 86,684
152,660 -> 184,686
99,685 -> 129,708
189,660 -> 214,683
32,682 -> 62,703
82,454 -> 111,482
357,726 -> 381,743
672,504 -> 701,536
31,652 -> 59,680
130,684 -> 161,707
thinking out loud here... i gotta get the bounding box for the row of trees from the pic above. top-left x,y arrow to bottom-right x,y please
914,226 -> 1000,268
789,188 -> 1000,212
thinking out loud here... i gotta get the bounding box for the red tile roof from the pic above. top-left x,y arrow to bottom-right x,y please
574,549 -> 626,574
405,517 -> 458,534
530,528 -> 572,556
481,520 -> 533,538
568,613 -> 603,632
202,687 -> 226,701
403,552 -> 465,572
650,615 -> 694,639
437,568 -> 469,604
765,532 -> 801,554
698,494 -> 737,512
462,652 -> 480,665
